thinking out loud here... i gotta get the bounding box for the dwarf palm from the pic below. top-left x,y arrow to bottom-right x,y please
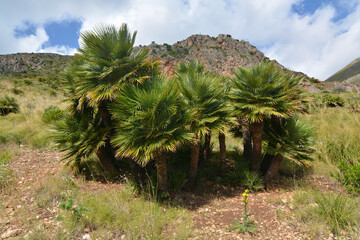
263,115 -> 314,185
110,77 -> 192,195
229,61 -> 302,172
176,60 -> 230,187
56,23 -> 158,173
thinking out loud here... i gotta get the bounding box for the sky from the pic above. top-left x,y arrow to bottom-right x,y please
1,0 -> 360,80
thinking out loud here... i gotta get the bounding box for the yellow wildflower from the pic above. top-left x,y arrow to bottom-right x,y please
245,189 -> 248,193
242,193 -> 248,197
241,198 -> 245,202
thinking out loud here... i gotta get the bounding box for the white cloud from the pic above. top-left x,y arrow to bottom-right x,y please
1,0 -> 360,80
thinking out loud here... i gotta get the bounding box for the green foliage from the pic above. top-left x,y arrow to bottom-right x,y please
53,106 -> 108,170
62,188 -> 192,239
11,88 -> 24,95
34,175 -> 78,208
264,116 -> 315,166
59,197 -> 87,221
225,162 -> 264,191
293,188 -> 360,237
315,193 -> 357,234
0,95 -> 19,115
229,61 -> 303,123
42,106 -> 64,123
322,94 -> 345,107
111,77 -> 192,165
331,161 -> 360,194
175,60 -> 231,136
23,79 -> 33,85
0,148 -> 13,190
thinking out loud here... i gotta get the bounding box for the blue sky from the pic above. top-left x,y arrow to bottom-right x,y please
1,0 -> 360,80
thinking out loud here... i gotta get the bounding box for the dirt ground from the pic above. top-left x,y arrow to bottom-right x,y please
0,146 -> 343,239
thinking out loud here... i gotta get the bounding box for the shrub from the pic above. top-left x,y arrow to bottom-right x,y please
331,161 -> 360,195
0,96 -> 20,115
23,79 -> 33,85
42,106 -> 64,123
323,94 -> 345,107
315,193 -> 357,234
11,88 -> 24,95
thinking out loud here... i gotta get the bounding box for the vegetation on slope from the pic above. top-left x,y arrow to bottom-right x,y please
326,57 -> 360,82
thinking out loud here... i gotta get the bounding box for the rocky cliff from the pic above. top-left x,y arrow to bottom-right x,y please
143,34 -> 268,76
0,53 -> 72,75
2,34 -> 358,93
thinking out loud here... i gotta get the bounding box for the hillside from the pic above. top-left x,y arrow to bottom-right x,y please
2,34 -> 359,92
326,57 -> 360,83
0,34 -> 298,78
0,53 -> 72,76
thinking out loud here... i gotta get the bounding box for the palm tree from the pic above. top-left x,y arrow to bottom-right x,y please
55,23 -> 158,173
229,61 -> 302,172
262,115 -> 314,186
110,77 -> 192,195
175,60 -> 230,188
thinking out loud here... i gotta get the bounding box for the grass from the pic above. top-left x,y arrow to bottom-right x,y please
292,187 -> 360,237
0,147 -> 15,190
0,76 -> 66,149
28,173 -> 192,239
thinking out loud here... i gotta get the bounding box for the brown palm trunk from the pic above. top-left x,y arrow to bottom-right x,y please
96,141 -> 118,176
203,130 -> 212,164
188,134 -> 201,189
242,118 -> 252,162
155,150 -> 168,195
97,100 -> 118,172
264,153 -> 283,187
218,130 -> 226,172
250,120 -> 264,172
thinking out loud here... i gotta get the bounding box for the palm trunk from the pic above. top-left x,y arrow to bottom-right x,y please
242,118 -> 252,162
264,153 -> 283,187
250,120 -> 264,172
98,101 -> 113,128
188,134 -> 201,189
203,130 -> 212,164
155,150 -> 168,195
261,116 -> 281,175
218,130 -> 226,172
97,100 -> 118,172
96,141 -> 118,177
129,159 -> 146,191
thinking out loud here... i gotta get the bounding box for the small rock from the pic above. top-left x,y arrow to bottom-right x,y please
1,229 -> 22,239
82,233 -> 91,240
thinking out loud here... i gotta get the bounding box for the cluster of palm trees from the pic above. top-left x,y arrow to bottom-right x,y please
54,24 -> 314,195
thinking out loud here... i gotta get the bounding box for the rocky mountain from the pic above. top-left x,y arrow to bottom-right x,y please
2,34 -> 358,93
0,53 -> 72,75
326,58 -> 360,84
143,34 -> 269,76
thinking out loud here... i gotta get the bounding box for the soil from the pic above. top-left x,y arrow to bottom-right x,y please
0,145 -> 344,239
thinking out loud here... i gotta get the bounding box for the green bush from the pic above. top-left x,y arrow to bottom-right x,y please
331,161 -> 360,195
11,88 -> 24,95
23,79 -> 33,85
323,94 -> 345,107
0,96 -> 20,115
42,106 -> 64,123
